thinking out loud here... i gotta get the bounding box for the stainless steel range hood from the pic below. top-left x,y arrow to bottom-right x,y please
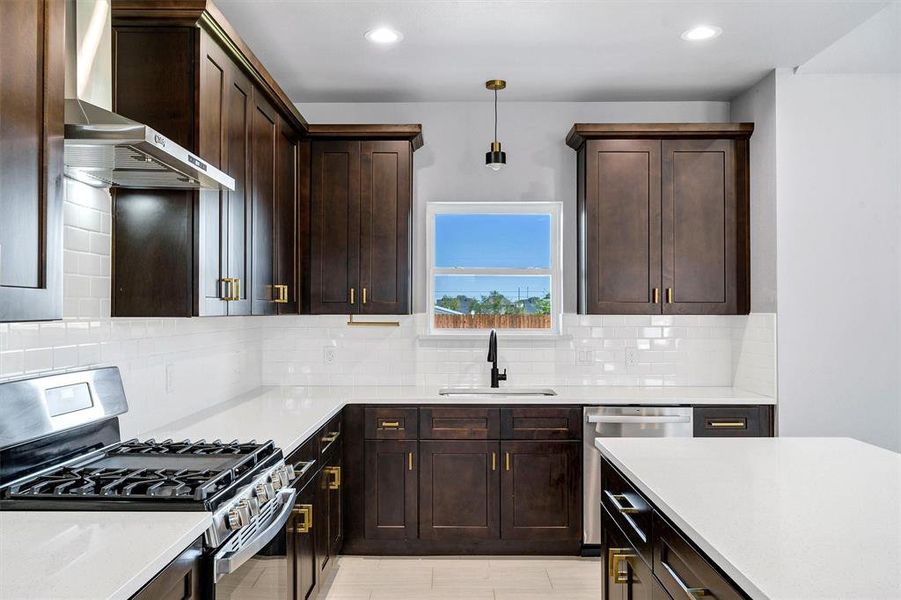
63,0 -> 234,191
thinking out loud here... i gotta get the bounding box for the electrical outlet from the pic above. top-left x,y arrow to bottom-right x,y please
625,348 -> 639,369
323,347 -> 337,364
576,349 -> 594,366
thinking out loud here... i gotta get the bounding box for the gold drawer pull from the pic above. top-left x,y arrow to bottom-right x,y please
408,452 -> 414,471
661,555 -> 709,598
380,421 -> 401,428
505,452 -> 511,471
324,466 -> 341,490
362,287 -> 367,304
289,504 -> 313,533
607,547 -> 635,584
666,287 -> 673,303
273,284 -> 289,303
653,288 -> 660,304
321,431 -> 340,444
606,490 -> 640,514
491,452 -> 497,471
708,420 -> 747,429
349,287 -> 355,305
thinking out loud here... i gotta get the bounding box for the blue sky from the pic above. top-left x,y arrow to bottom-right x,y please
434,214 -> 551,300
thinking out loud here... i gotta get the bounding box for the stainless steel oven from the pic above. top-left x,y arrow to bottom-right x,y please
210,486 -> 298,599
582,406 -> 693,547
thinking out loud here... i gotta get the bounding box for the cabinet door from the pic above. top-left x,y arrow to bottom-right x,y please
314,466 -> 331,575
359,141 -> 411,314
662,139 -> 740,315
0,0 -> 64,322
327,450 -> 343,559
419,440 -> 499,540
275,117 -> 298,314
310,141 -> 360,314
602,508 -> 628,600
581,140 -> 662,314
250,94 -> 277,315
364,440 -> 417,540
289,479 -> 318,600
500,441 -> 580,541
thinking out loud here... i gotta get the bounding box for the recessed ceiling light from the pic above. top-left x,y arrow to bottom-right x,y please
364,27 -> 402,44
681,25 -> 723,41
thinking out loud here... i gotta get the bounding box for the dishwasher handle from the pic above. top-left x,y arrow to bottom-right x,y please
587,415 -> 691,424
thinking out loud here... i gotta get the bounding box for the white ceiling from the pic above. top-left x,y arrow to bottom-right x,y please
216,0 -> 890,103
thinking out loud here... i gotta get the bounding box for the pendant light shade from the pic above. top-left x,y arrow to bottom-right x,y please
485,79 -> 506,171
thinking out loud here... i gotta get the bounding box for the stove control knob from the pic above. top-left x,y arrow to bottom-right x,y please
239,498 -> 259,518
269,470 -> 284,490
276,467 -> 291,488
254,483 -> 272,504
226,507 -> 247,531
283,464 -> 296,481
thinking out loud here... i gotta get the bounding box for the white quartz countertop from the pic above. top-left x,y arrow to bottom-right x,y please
0,511 -> 211,600
144,384 -> 773,456
594,437 -> 901,600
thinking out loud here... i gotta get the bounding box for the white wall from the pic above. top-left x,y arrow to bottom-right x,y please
730,72 -> 778,313
299,101 -> 731,313
775,70 -> 901,451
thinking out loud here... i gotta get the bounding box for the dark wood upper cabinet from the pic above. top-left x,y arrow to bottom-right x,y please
0,0 -> 65,322
308,128 -> 420,315
419,440 -> 500,540
109,1 -> 304,317
569,123 -> 752,315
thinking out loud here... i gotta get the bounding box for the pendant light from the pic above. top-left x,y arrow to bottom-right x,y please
485,79 -> 506,171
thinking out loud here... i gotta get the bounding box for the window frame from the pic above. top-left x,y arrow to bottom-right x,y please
426,202 -> 563,336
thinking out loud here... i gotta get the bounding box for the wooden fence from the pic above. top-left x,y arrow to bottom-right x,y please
433,314 -> 551,329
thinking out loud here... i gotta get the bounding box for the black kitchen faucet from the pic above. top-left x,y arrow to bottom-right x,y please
487,329 -> 507,388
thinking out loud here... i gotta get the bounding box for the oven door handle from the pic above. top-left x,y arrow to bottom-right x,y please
213,488 -> 297,582
587,415 -> 691,424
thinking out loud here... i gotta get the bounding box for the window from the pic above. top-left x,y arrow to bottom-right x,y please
427,202 -> 562,334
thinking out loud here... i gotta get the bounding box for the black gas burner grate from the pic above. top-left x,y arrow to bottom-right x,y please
112,438 -> 267,456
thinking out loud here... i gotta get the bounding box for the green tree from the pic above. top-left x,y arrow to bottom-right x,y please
436,295 -> 461,312
533,294 -> 551,315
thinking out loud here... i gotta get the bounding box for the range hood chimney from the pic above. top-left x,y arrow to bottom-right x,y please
63,0 -> 234,190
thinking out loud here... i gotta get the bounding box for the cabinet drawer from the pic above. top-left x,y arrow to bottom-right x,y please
420,407 -> 500,439
693,406 -> 772,437
286,434 -> 319,489
364,407 -> 418,439
319,413 -> 342,457
601,458 -> 653,568
654,512 -> 745,600
500,407 -> 581,440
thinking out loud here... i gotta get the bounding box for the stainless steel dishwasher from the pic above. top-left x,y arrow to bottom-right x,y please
582,406 -> 693,547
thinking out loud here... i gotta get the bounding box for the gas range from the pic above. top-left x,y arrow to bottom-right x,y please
0,368 -> 298,562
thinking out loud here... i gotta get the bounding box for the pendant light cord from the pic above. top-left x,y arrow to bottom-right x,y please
494,89 -> 498,143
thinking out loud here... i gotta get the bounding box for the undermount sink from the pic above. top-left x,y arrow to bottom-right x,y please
438,387 -> 557,397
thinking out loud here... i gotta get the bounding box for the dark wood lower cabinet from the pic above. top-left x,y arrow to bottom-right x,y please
364,440 -> 417,540
501,441 -> 580,541
419,440 -> 500,540
130,537 -> 202,600
289,478 -> 317,600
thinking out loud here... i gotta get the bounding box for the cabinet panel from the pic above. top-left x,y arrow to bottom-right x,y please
275,117 -> 298,314
130,537 -> 202,600
359,141 -> 411,314
420,407 -> 500,440
310,141 -> 360,314
0,0 -> 64,321
364,407 -> 418,440
251,95 -> 277,315
501,441 -> 580,541
693,406 -> 773,437
662,139 -> 738,314
500,407 -> 581,440
419,440 -> 499,540
364,440 -> 417,540
289,478 -> 318,600
581,140 -> 661,314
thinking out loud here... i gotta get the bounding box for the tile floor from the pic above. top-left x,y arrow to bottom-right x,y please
318,555 -> 603,600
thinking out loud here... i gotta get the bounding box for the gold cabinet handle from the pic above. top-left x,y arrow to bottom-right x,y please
273,284 -> 289,303
666,288 -> 673,303
408,452 -> 414,471
607,547 -> 636,585
234,278 -> 241,301
288,504 -> 313,533
324,466 -> 341,490
608,492 -> 640,514
653,288 -> 660,303
321,431 -> 340,444
362,287 -> 367,304
660,555 -> 709,598
491,452 -> 496,471
380,421 -> 401,428
349,287 -> 355,305
708,420 -> 747,429
221,277 -> 233,301
505,452 -> 511,471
